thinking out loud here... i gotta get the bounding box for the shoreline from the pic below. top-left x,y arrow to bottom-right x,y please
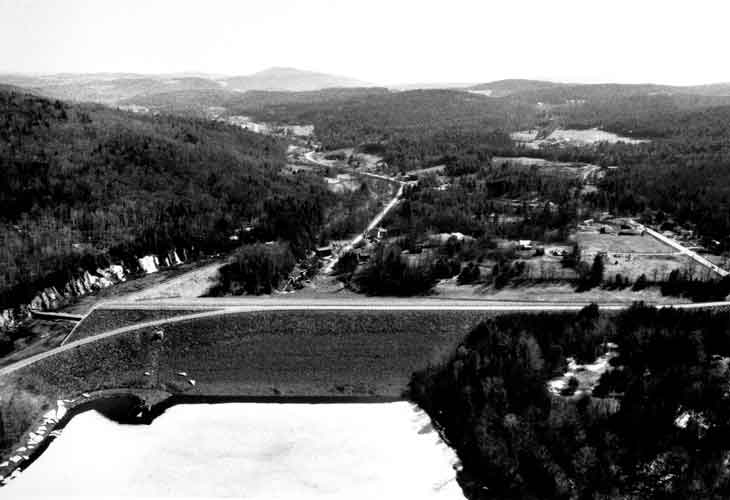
0,390 -> 406,486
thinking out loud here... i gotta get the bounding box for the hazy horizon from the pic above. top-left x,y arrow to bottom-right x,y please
1,0 -> 729,86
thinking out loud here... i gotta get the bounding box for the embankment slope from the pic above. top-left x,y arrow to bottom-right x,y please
0,308 -> 491,474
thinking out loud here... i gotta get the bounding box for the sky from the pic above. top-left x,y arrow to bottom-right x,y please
1,0 -> 729,85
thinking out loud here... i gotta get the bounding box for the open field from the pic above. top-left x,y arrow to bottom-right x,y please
543,128 -> 648,145
511,128 -> 649,149
575,230 -> 703,281
602,253 -> 701,282
576,231 -> 675,254
408,164 -> 446,177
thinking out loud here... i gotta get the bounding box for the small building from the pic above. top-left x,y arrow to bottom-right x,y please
357,250 -> 372,263
315,245 -> 333,258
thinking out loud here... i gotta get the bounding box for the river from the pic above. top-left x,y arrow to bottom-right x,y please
5,401 -> 463,499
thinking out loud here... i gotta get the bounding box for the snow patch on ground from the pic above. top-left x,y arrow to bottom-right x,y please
138,255 -> 160,274
548,343 -> 619,397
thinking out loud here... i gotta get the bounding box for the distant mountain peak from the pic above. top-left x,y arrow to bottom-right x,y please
223,67 -> 369,92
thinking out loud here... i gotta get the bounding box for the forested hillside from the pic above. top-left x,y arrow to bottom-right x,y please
411,305 -> 730,499
0,89 -> 332,309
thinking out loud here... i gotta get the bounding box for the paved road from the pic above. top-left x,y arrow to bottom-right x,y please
3,297 -> 730,378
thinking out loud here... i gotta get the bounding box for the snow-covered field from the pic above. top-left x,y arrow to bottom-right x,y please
6,402 -> 463,499
511,128 -> 648,149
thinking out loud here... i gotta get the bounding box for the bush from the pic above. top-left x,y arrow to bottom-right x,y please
457,262 -> 481,285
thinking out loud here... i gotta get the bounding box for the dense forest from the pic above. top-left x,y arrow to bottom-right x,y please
410,304 -> 730,499
0,89 -> 333,309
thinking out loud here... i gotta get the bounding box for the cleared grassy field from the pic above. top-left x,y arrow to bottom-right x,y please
69,308 -> 215,342
575,231 -> 702,281
577,232 -> 674,254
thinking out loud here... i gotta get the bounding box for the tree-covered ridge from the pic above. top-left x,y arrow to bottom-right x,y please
410,305 -> 730,500
246,89 -> 529,170
0,89 -> 331,309
120,87 -> 392,117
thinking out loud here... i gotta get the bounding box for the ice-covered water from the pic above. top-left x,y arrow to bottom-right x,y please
6,402 -> 463,499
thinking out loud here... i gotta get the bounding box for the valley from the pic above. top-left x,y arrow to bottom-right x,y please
3,67 -> 730,499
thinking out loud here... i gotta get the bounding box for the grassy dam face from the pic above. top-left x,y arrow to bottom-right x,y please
0,308 -> 492,469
